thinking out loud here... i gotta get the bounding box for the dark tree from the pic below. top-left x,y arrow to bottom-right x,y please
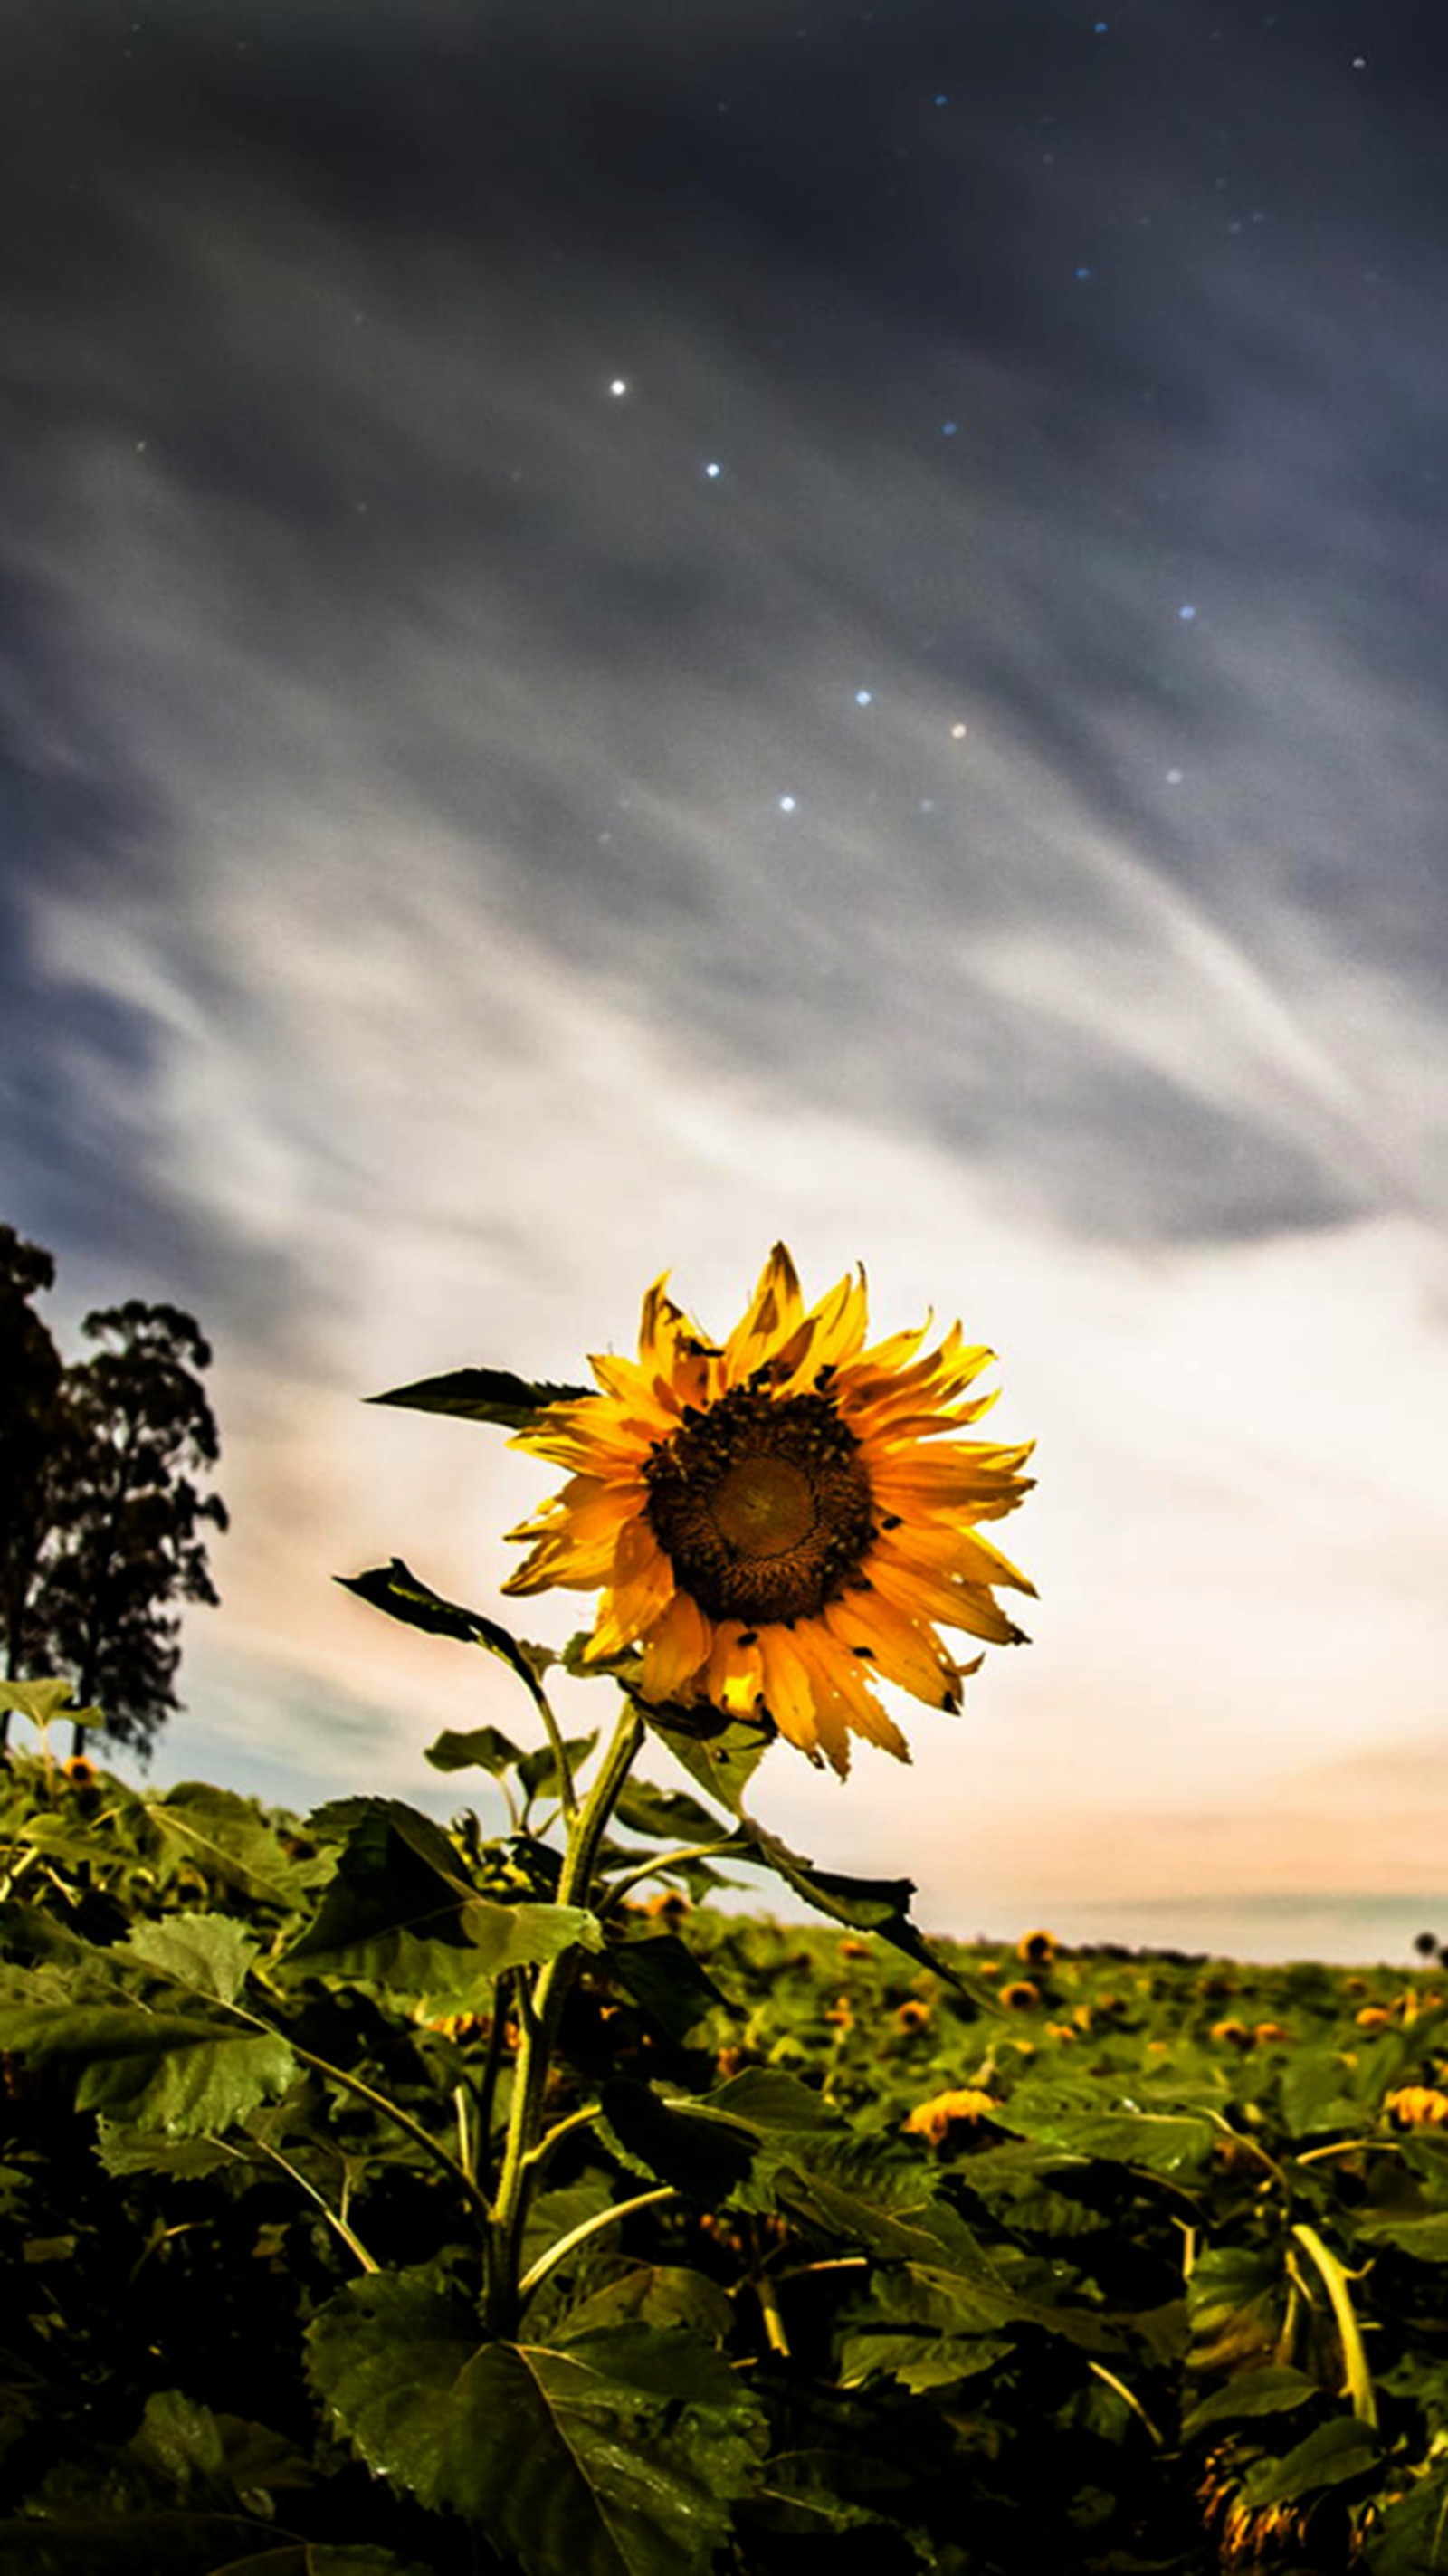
0,1226 -> 67,1744
26,1300 -> 229,1761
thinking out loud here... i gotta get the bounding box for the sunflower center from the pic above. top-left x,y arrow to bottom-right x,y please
710,1456 -> 815,1557
643,1383 -> 875,1625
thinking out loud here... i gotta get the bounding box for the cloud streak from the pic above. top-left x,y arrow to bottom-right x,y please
3,0 -> 1445,1951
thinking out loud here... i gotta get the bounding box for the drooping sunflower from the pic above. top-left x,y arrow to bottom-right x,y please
501,1245 -> 1034,1778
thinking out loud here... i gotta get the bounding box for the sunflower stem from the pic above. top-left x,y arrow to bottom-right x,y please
599,1838 -> 749,1913
484,1695 -> 646,2337
517,2186 -> 677,2307
1291,2221 -> 1379,2428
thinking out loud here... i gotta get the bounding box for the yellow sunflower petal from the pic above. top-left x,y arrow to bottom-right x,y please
790,1619 -> 910,1766
707,1620 -> 765,1715
756,1627 -> 842,1773
500,1528 -> 617,1594
868,1550 -> 1027,1646
586,1350 -> 679,1424
823,1589 -> 964,1711
768,1267 -> 871,1393
640,1589 -> 713,1701
720,1242 -> 805,1383
885,1517 -> 1037,1598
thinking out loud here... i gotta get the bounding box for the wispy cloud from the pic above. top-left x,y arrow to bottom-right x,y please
4,1 -> 1446,1946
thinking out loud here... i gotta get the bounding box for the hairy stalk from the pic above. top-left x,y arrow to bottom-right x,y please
517,2186 -> 678,2305
485,1697 -> 645,2336
755,2273 -> 791,2359
510,1660 -> 579,1825
471,1968 -> 510,2153
1291,2221 -> 1379,2427
250,2134 -> 381,2274
599,1838 -> 748,1913
521,2100 -> 605,2174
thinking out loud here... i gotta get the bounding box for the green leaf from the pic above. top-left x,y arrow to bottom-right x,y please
335,1561 -> 555,1712
0,1998 -> 243,2068
607,1933 -> 731,2042
522,2179 -> 615,2281
644,1704 -> 775,1817
76,2021 -> 297,2138
999,2083 -> 1215,2177
704,2066 -> 837,2131
838,2329 -> 1013,2390
1186,2243 -> 1287,2375
123,2389 -> 311,2511
92,2123 -> 240,2180
0,1903 -> 97,1967
731,1823 -> 985,2008
1279,2045 -> 1364,2139
1181,2365 -> 1324,2439
952,2140 -> 1113,2241
310,1794 -> 471,1883
740,2448 -> 919,2541
307,2276 -> 767,2576
1364,2463 -> 1448,2574
773,2165 -> 1122,2350
281,1798 -> 598,1997
1355,2210 -> 1448,2262
366,1366 -> 592,1428
292,1894 -> 597,1999
1236,2412 -> 1381,2508
12,1816 -> 110,1867
120,1914 -> 260,2008
517,1734 -> 598,1810
143,1784 -> 311,1911
0,1951 -> 293,2137
424,1724 -> 527,1776
614,1781 -> 730,1846
557,2266 -> 735,2348
599,2079 -> 757,2201
0,1678 -> 104,1733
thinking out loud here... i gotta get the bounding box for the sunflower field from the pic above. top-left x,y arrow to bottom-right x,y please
2,1712 -> 1447,2576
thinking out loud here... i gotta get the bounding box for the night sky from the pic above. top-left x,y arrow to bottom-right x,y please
4,0 -> 1447,1958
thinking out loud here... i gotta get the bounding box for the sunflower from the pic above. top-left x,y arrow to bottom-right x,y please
501,1244 -> 1034,1778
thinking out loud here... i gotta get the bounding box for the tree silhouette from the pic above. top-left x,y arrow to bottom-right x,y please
33,1302 -> 229,1760
1,1234 -> 228,1763
0,1226 -> 67,1729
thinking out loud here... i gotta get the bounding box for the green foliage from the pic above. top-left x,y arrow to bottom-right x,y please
365,1368 -> 593,1428
4,1732 -> 1448,2572
308,2280 -> 766,2576
335,1561 -> 557,1722
280,1797 -> 599,1999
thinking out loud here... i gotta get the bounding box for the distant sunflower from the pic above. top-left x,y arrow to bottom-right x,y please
501,1245 -> 1034,1777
